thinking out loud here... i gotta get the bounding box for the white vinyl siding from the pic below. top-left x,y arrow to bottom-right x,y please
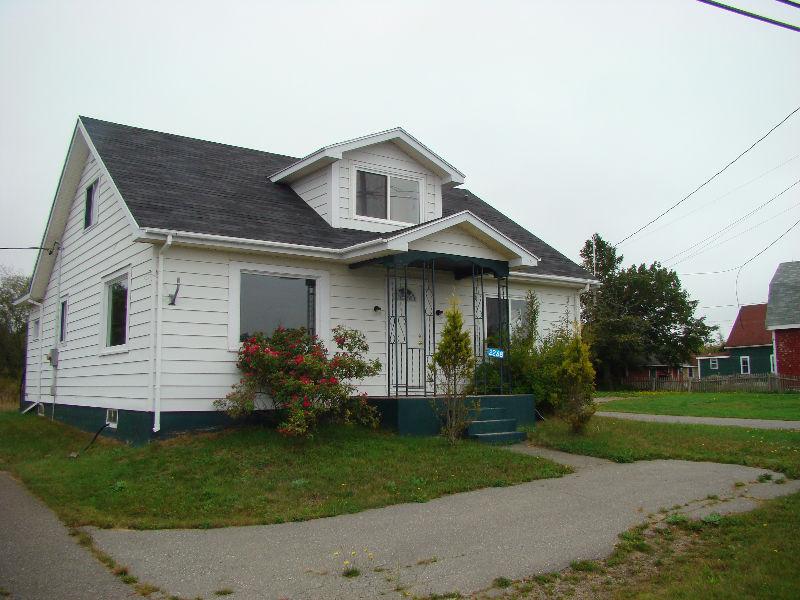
290,167 -> 330,223
408,227 -> 507,261
22,154 -> 154,410
156,243 -> 582,409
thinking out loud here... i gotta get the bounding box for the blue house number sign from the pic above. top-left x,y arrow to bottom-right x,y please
486,347 -> 505,359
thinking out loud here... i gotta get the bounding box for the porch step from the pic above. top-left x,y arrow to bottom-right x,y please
469,431 -> 527,445
470,407 -> 507,420
468,418 -> 518,435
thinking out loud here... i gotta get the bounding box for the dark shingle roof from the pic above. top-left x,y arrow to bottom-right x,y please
766,261 -> 800,329
81,117 -> 590,279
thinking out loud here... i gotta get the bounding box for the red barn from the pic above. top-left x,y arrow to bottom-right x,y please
766,262 -> 800,379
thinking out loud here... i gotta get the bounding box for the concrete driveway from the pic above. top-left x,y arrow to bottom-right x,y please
0,472 -> 135,600
89,447 -> 800,600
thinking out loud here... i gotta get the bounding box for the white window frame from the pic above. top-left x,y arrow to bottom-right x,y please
740,355 -> 750,375
228,261 -> 330,352
106,408 -> 118,429
709,358 -> 718,370
770,353 -> 776,374
36,403 -> 44,417
58,295 -> 69,346
351,164 -> 424,226
84,178 -> 100,231
99,266 -> 131,355
30,318 -> 40,341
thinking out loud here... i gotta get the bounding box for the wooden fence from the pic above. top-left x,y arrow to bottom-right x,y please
619,373 -> 800,393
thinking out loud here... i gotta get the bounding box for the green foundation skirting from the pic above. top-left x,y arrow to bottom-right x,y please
369,394 -> 536,436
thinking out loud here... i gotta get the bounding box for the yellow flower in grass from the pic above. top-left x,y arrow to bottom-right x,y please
343,560 -> 350,566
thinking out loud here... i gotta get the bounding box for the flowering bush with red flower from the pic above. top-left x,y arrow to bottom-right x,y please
214,326 -> 381,437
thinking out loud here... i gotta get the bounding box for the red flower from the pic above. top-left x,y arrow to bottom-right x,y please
298,375 -> 312,385
302,399 -> 311,408
328,376 -> 338,385
294,355 -> 304,365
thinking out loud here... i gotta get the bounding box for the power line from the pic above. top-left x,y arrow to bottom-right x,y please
697,0 -> 800,32
735,216 -> 800,304
620,152 -> 800,246
775,1 -> 800,9
615,104 -> 800,245
664,179 -> 800,264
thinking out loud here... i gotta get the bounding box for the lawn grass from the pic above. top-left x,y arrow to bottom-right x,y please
612,492 -> 800,599
0,412 -> 569,529
526,416 -> 800,477
599,391 -> 800,421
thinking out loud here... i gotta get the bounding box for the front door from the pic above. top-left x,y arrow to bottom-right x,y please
396,281 -> 424,391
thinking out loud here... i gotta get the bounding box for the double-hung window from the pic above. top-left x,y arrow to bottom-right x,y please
30,318 -> 40,341
103,271 -> 129,349
355,169 -> 421,224
485,297 -> 528,343
740,355 -> 750,375
709,358 -> 718,370
84,179 -> 98,229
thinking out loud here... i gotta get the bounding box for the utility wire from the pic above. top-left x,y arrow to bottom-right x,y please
775,0 -> 800,9
620,152 -> 800,246
616,104 -> 800,245
697,0 -> 800,32
663,179 -> 800,263
735,216 -> 800,304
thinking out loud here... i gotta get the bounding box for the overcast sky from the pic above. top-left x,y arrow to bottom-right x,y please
1,0 -> 798,338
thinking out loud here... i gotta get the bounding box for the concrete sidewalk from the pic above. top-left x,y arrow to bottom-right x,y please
90,451 -> 800,600
0,472 -> 135,600
596,410 -> 800,430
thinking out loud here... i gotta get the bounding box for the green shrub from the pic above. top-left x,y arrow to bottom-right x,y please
214,326 -> 380,437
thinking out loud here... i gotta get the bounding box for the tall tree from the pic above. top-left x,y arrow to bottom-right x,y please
579,234 -> 714,387
0,267 -> 30,379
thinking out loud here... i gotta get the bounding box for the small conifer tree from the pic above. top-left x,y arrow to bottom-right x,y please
429,297 -> 476,442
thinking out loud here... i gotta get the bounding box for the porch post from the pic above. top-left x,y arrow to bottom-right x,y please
472,264 -> 485,393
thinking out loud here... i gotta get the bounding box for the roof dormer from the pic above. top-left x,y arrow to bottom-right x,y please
271,128 -> 464,233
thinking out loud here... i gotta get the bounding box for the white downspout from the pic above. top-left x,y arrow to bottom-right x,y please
153,232 -> 174,432
28,299 -> 44,404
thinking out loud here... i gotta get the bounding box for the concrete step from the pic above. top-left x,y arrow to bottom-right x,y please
470,407 -> 507,420
469,431 -> 527,445
468,418 -> 518,435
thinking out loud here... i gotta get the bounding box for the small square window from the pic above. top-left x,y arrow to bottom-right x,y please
740,356 -> 750,375
106,408 -> 118,429
31,318 -> 40,341
709,358 -> 718,370
84,180 -> 98,229
36,403 -> 44,417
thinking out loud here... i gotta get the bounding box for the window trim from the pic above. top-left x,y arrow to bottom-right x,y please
99,266 -> 131,355
58,296 -> 69,346
351,164 -> 424,226
740,355 -> 750,375
30,318 -> 40,341
84,178 -> 100,231
227,261 -> 330,352
709,358 -> 719,370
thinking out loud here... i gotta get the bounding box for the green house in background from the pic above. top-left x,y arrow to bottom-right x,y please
697,304 -> 775,378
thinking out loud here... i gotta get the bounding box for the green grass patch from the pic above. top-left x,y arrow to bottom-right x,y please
600,391 -> 800,420
614,492 -> 800,599
0,412 -> 569,529
526,417 -> 800,477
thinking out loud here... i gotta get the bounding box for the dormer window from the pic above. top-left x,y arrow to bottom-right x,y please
356,169 -> 420,225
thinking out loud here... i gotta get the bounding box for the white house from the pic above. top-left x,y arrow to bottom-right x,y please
17,117 -> 595,442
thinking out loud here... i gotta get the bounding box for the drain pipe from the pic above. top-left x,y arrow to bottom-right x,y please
153,232 -> 174,433
25,298 -> 44,406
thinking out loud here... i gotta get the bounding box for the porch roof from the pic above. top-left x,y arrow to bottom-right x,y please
349,250 -> 509,279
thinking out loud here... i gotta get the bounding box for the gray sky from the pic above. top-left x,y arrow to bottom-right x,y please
1,0 -> 799,338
